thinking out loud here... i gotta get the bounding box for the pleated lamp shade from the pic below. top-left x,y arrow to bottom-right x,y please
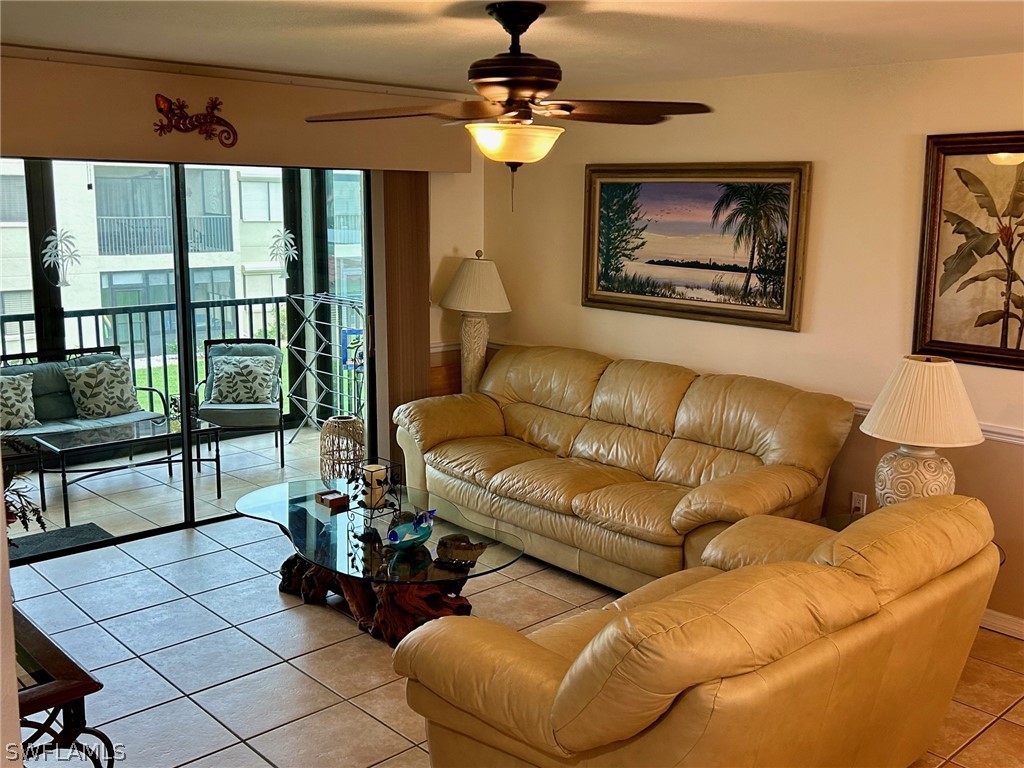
440,255 -> 511,314
860,355 -> 983,448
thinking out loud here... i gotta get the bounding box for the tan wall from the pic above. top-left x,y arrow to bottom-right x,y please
825,415 -> 1024,620
0,52 -> 469,172
479,53 -> 1024,619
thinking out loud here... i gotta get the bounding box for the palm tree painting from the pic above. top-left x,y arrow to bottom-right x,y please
584,163 -> 809,331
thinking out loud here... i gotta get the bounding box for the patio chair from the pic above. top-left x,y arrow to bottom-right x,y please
196,338 -> 285,467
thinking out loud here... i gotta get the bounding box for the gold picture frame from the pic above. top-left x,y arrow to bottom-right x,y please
582,162 -> 811,331
913,131 -> 1024,370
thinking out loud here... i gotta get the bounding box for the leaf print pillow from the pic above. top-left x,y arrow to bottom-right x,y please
63,359 -> 143,418
0,372 -> 41,429
208,356 -> 276,404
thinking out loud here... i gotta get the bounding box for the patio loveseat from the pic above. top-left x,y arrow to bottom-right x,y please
394,345 -> 854,593
0,347 -> 167,444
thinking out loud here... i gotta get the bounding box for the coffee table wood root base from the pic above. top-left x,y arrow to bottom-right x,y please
278,554 -> 472,647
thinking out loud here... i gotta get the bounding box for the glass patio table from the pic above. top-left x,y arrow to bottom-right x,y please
235,478 -> 523,646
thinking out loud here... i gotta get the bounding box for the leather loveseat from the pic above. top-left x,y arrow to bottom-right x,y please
394,345 -> 854,592
394,495 -> 999,768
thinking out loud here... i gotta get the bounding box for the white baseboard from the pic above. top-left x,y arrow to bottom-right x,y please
981,609 -> 1024,639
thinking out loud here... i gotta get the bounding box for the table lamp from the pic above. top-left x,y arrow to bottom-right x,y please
440,250 -> 511,393
860,355 -> 983,507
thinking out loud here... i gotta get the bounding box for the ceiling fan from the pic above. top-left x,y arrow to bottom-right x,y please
306,1 -> 711,171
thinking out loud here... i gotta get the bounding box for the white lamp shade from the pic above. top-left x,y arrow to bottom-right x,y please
440,256 -> 511,314
860,355 -> 983,448
987,152 -> 1024,166
465,123 -> 564,164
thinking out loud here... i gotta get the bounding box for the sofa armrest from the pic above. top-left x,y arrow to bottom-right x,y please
136,386 -> 168,416
671,464 -> 821,535
392,393 -> 505,453
700,516 -> 834,570
394,616 -> 571,757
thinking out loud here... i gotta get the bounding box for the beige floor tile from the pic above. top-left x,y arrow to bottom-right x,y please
66,495 -> 137,518
193,663 -> 342,740
90,658 -> 182,725
117,528 -> 224,568
64,569 -> 185,621
460,570 -> 512,596
192,573 -> 302,625
33,546 -> 145,589
491,554 -> 547,579
225,464 -> 311,485
233,535 -> 296,572
75,511 -> 157,537
16,591 -> 92,634
292,633 -> 401,698
1006,699 -> 1024,726
220,451 -> 278,472
584,593 -> 620,609
208,484 -> 277,512
9,566 -> 56,600
952,719 -> 1024,767
105,485 -> 184,510
50,623 -> 133,671
351,679 -> 426,744
238,605 -> 361,658
192,475 -> 259,501
953,658 -> 1024,715
971,628 -> 1024,674
79,470 -> 166,495
249,702 -> 412,768
519,568 -> 611,606
155,549 -> 265,595
180,743 -> 273,768
374,747 -> 432,768
143,627 -> 280,694
101,598 -> 229,655
196,503 -> 233,521
103,698 -> 236,767
908,753 -> 944,768
197,516 -> 282,548
468,581 -> 575,630
135,501 -> 191,527
930,700 -> 998,758
284,456 -> 322,474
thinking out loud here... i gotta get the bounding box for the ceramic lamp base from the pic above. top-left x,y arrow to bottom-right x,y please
874,445 -> 955,507
460,313 -> 490,394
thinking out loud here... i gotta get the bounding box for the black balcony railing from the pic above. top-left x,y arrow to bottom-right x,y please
97,215 -> 233,255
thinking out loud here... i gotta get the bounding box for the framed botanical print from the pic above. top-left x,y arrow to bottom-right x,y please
582,162 -> 811,331
914,131 -> 1024,370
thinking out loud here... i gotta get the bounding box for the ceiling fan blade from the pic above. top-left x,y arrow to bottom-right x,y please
307,100 -> 507,123
535,100 -> 712,125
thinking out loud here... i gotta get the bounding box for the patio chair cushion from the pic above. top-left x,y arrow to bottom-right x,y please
0,372 -> 41,429
203,343 -> 283,403
208,356 -> 276,404
197,402 -> 281,428
63,359 -> 142,419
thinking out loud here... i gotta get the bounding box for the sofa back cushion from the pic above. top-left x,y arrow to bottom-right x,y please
551,561 -> 879,752
811,495 -> 994,605
480,347 -> 611,456
672,374 -> 854,480
1,352 -> 121,422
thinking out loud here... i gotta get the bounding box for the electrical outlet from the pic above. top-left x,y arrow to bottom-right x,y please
851,492 -> 868,516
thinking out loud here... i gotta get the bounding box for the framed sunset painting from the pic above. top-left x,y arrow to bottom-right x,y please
582,163 -> 811,331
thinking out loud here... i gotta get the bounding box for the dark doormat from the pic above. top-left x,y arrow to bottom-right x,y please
9,522 -> 113,561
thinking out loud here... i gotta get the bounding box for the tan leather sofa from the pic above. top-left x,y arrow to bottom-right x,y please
394,345 -> 854,592
395,495 -> 999,768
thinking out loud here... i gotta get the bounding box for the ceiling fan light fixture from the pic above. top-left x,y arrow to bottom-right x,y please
987,152 -> 1024,166
465,122 -> 564,166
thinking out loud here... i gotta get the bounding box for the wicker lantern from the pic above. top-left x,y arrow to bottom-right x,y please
320,415 -> 365,485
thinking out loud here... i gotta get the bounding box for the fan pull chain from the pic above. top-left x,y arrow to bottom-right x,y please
506,161 -> 522,212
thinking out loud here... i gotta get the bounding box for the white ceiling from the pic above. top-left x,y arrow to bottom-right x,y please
2,1 -> 1022,97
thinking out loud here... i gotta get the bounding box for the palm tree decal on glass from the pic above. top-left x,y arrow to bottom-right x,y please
939,164 -> 1023,351
41,228 -> 81,288
710,183 -> 791,302
269,228 -> 299,277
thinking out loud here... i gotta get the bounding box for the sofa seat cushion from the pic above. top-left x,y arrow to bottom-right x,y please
489,458 -> 643,515
572,482 -> 691,546
425,436 -> 554,486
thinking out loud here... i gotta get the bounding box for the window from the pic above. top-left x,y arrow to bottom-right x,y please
94,166 -> 173,255
184,169 -> 233,252
0,175 -> 28,223
240,179 -> 283,222
1,290 -> 35,337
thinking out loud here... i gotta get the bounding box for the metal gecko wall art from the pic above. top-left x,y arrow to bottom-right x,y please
153,94 -> 238,148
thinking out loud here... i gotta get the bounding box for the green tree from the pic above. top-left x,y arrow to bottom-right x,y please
598,183 -> 648,288
711,183 -> 790,300
753,232 -> 787,308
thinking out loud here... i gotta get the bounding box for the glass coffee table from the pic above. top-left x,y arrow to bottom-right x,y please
235,478 -> 524,646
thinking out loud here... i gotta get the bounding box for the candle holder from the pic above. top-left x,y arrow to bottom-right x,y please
346,458 -> 402,516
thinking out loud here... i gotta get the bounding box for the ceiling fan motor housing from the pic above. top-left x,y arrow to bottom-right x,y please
468,52 -> 562,104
